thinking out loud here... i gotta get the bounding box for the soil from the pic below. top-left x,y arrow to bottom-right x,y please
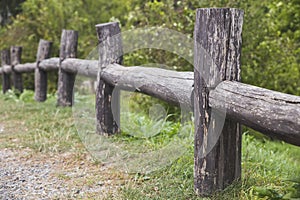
0,148 -> 128,199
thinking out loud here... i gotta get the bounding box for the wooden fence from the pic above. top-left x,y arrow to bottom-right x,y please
0,8 -> 299,196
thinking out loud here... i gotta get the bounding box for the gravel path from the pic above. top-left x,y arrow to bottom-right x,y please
0,148 -> 125,199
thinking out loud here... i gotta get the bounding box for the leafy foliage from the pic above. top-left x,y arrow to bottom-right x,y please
0,0 -> 25,26
0,0 -> 130,91
0,0 -> 130,59
0,0 -> 299,95
125,0 -> 300,95
241,0 -> 300,95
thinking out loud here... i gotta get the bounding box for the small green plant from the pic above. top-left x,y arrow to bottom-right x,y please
121,112 -> 173,139
0,89 -> 19,102
19,89 -> 35,102
0,89 -> 56,104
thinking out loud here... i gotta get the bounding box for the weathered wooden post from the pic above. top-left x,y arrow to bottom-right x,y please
10,46 -> 23,93
1,50 -> 11,93
193,8 -> 244,195
95,22 -> 123,135
34,39 -> 52,102
57,30 -> 78,106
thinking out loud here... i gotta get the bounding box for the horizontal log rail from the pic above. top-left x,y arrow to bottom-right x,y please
0,59 -> 299,146
101,63 -> 194,109
210,81 -> 300,146
0,59 -> 194,107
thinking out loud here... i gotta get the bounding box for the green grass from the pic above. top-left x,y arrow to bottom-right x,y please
0,90 -> 82,153
0,91 -> 299,199
115,132 -> 300,200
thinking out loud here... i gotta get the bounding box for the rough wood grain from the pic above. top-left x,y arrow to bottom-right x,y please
57,30 -> 78,106
10,46 -> 23,93
34,39 -> 52,102
1,65 -> 11,73
14,63 -> 36,72
0,63 -> 36,74
1,50 -> 11,93
210,80 -> 300,146
8,57 -> 193,107
62,58 -> 98,77
39,58 -> 59,71
193,8 -> 244,196
101,63 -> 194,109
95,22 -> 122,135
0,56 -> 298,147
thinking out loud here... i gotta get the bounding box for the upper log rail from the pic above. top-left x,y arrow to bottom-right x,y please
210,81 -> 300,146
0,58 -> 299,146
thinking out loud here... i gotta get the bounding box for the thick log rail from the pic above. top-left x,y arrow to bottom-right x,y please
210,81 -> 300,146
0,7 -> 299,197
0,59 -> 299,146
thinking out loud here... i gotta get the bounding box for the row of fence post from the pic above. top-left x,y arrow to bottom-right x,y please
1,31 -> 80,105
0,23 -> 121,136
1,47 -> 22,94
0,8 -> 244,196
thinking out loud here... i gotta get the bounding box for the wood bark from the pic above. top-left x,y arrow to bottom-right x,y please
57,30 -> 78,106
34,39 -> 52,102
0,63 -> 35,74
39,58 -> 59,71
1,50 -> 11,93
61,58 -> 97,77
10,46 -> 23,93
101,63 -> 194,109
210,80 -> 300,146
0,56 -> 299,147
10,57 -> 192,108
2,65 -> 12,73
95,22 -> 122,135
193,8 -> 244,196
14,63 -> 35,73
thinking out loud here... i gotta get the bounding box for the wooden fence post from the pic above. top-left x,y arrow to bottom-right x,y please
1,50 -> 11,93
95,22 -> 123,135
34,39 -> 52,102
10,46 -> 23,93
57,30 -> 78,106
193,8 -> 244,195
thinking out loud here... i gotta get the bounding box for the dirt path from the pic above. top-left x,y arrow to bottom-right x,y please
0,148 -> 127,199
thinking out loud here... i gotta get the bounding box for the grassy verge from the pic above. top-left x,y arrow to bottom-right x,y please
0,90 -> 82,153
0,91 -> 299,199
116,132 -> 300,200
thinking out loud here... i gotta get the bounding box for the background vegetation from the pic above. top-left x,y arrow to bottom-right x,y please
0,0 -> 299,95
